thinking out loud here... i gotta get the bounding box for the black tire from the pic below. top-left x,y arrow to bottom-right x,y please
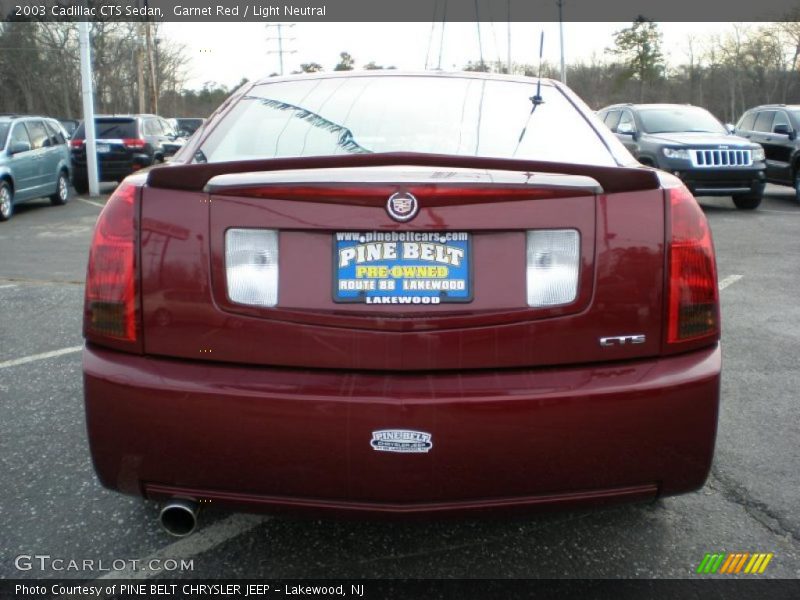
50,170 -> 70,205
793,172 -> 800,204
73,178 -> 89,195
732,194 -> 762,210
0,180 -> 13,221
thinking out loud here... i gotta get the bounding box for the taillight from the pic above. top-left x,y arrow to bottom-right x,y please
666,186 -> 719,345
84,182 -> 141,351
123,138 -> 146,149
70,139 -> 84,149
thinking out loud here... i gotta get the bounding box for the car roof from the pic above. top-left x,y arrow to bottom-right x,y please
747,104 -> 800,110
602,103 -> 704,111
0,114 -> 51,120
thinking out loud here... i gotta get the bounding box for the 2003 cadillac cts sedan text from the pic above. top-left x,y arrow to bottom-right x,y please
82,72 -> 721,536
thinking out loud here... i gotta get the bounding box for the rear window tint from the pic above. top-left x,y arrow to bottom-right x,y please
200,76 -> 617,166
75,119 -> 137,140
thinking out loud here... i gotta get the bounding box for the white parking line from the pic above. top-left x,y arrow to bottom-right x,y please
97,514 -> 268,580
760,209 -> 800,215
0,346 -> 82,370
718,275 -> 743,291
0,284 -> 16,289
78,197 -> 106,209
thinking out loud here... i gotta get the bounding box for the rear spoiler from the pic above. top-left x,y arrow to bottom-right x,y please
147,152 -> 660,195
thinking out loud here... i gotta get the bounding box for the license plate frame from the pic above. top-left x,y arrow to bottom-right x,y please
333,231 -> 473,305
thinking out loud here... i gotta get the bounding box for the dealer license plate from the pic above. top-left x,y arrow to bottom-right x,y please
334,231 -> 472,304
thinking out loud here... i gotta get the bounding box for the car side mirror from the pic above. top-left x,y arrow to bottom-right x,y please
725,123 -> 735,134
773,123 -> 795,139
8,141 -> 31,155
617,123 -> 636,139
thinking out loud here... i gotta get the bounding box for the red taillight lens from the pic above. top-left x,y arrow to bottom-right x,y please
84,182 -> 140,348
666,186 -> 719,344
70,139 -> 84,148
123,138 -> 146,149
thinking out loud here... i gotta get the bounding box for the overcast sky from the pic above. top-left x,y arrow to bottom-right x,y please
160,22 -> 742,90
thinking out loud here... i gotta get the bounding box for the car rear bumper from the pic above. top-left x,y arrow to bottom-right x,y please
72,155 -> 153,181
83,343 -> 721,517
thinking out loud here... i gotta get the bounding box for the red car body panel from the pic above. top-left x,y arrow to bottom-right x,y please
82,75 -> 721,517
84,342 -> 719,515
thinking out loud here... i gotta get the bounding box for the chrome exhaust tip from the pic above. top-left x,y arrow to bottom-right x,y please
159,499 -> 199,537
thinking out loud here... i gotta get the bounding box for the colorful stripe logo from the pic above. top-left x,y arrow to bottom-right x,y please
696,552 -> 774,574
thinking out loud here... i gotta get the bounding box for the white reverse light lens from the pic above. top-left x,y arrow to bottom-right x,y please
225,229 -> 278,307
526,229 -> 580,307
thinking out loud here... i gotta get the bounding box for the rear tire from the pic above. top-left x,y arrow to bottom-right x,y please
73,178 -> 89,195
793,172 -> 800,204
50,171 -> 70,205
0,180 -> 12,221
732,193 -> 762,210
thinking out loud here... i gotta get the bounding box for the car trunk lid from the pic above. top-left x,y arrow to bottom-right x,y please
139,156 -> 665,371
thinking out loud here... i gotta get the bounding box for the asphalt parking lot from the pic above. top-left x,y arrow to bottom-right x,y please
1,185 -> 798,581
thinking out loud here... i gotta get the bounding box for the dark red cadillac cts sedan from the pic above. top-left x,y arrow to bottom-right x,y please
82,72 -> 720,536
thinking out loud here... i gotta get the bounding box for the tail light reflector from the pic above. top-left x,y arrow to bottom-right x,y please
70,139 -> 84,148
666,186 -> 719,344
225,229 -> 279,307
526,229 -> 580,307
84,182 -> 140,349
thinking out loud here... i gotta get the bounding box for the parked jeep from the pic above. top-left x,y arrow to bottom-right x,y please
734,104 -> 800,204
598,103 -> 766,209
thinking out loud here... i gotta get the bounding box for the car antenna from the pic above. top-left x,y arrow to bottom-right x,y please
531,30 -> 545,107
513,30 -> 545,155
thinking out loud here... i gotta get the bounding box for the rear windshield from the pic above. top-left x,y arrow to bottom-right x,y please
200,76 -> 617,166
0,123 -> 9,149
74,118 -> 137,140
638,107 -> 727,134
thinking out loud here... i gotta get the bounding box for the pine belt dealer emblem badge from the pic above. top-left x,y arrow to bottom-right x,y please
386,192 -> 419,222
371,430 -> 433,453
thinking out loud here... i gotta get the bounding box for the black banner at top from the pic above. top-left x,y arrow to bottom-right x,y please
1,0 -> 800,22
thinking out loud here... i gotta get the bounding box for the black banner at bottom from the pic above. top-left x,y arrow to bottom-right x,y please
1,579 -> 800,600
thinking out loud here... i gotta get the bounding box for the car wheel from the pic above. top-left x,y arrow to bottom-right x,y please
73,178 -> 89,195
0,181 -> 12,221
50,171 -> 70,205
732,194 -> 762,210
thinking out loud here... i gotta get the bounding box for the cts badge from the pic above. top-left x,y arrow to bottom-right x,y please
386,192 -> 419,222
599,334 -> 646,347
371,429 -> 433,453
